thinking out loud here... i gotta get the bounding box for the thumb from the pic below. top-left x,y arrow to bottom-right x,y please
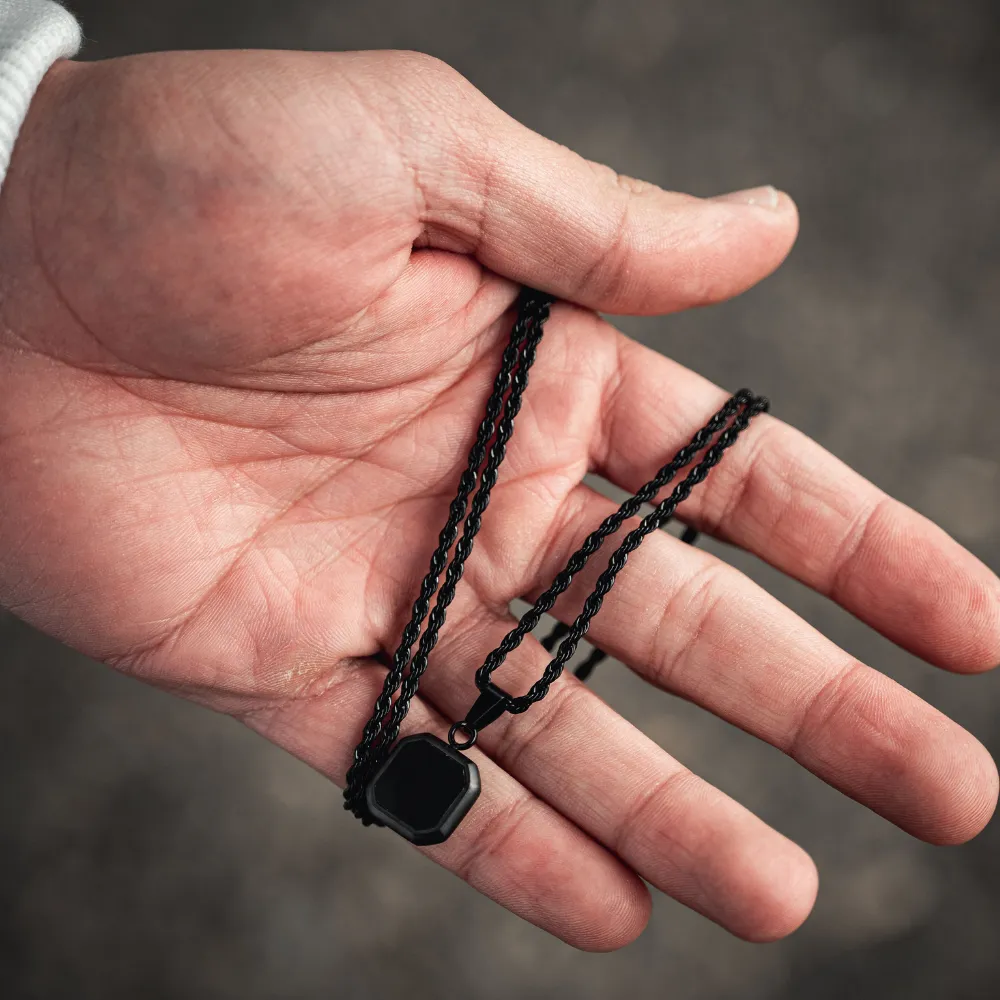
406,55 -> 798,315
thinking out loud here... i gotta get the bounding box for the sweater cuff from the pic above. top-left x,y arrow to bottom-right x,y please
0,1 -> 81,187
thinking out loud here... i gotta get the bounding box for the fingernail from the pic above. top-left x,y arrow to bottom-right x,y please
711,185 -> 781,209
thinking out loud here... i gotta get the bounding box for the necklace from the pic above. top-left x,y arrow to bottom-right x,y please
343,288 -> 768,844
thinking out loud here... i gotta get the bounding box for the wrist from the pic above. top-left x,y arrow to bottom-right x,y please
0,1 -> 82,184
0,56 -> 86,353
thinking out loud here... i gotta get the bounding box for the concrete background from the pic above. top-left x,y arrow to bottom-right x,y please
3,1 -> 999,997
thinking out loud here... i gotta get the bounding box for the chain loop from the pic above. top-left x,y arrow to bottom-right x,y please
344,286 -> 769,828
476,390 -> 768,709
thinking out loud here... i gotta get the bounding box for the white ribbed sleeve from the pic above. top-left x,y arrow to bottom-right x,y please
0,1 -> 81,187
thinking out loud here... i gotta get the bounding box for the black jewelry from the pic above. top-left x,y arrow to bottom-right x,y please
343,287 -> 769,845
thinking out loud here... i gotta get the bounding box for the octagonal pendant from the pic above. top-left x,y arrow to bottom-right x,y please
365,733 -> 481,845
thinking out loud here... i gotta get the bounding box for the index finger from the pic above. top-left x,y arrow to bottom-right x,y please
589,318 -> 1000,674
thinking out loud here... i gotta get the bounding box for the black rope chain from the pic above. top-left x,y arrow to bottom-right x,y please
343,287 -> 769,832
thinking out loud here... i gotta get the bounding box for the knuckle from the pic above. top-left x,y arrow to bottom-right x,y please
650,559 -> 729,690
398,51 -> 479,110
614,767 -> 694,858
699,417 -> 780,539
455,794 -> 534,883
826,494 -> 893,602
611,171 -> 661,197
395,49 -> 460,80
495,676 -> 578,774
574,193 -> 632,303
787,659 -> 869,760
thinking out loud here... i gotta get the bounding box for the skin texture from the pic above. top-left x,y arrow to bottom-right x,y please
1,49 -> 999,951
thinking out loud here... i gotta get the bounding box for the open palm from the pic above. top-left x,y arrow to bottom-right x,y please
2,49 -> 998,950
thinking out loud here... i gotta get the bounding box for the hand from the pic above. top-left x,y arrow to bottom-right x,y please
1,50 -> 997,951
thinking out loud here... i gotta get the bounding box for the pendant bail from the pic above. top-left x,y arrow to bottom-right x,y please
466,681 -> 513,730
448,681 -> 513,750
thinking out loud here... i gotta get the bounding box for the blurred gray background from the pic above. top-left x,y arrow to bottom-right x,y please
3,1 -> 999,997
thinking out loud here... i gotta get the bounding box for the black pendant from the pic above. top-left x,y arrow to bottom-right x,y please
365,733 -> 480,845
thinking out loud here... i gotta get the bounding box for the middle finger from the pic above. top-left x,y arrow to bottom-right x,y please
490,482 -> 998,846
